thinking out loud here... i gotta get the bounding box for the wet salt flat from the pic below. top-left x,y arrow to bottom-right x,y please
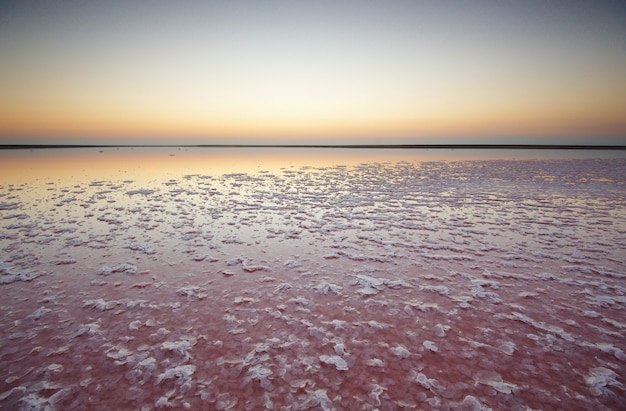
1,148 -> 625,410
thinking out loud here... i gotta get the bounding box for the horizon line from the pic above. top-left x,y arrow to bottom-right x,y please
1,144 -> 626,150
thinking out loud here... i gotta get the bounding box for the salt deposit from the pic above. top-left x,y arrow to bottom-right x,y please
319,354 -> 349,371
0,148 -> 625,410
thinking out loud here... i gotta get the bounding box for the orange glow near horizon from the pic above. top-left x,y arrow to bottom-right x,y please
2,99 -> 624,144
1,2 -> 625,145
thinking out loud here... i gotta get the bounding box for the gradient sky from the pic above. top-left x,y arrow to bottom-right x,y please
1,0 -> 625,145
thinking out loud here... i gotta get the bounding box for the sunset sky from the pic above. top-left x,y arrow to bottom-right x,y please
1,1 -> 625,145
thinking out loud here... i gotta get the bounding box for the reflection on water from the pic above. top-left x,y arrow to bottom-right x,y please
1,148 -> 625,410
2,146 -> 624,184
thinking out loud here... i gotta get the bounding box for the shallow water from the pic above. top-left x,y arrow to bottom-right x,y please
1,148 -> 625,410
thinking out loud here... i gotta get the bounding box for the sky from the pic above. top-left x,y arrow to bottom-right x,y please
0,0 -> 625,145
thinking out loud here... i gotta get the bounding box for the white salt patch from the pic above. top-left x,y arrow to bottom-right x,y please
74,321 -> 100,337
128,242 -> 156,254
106,346 -> 133,364
157,364 -> 196,388
288,296 -> 311,306
419,285 -> 450,295
215,393 -> 238,410
420,252 -> 473,261
162,337 -> 196,360
113,263 -> 137,275
458,395 -> 483,411
363,320 -> 389,330
423,340 -> 438,352
127,189 -> 155,196
0,202 -> 19,210
498,341 -> 516,355
586,294 -> 625,308
48,386 -> 77,406
298,389 -> 334,411
83,298 -> 118,311
131,281 -> 152,288
128,320 -> 143,331
47,363 -> 64,373
289,380 -> 307,389
223,236 -> 245,246
315,281 -> 342,295
337,250 -> 392,263
366,358 -> 384,367
0,386 -> 26,402
233,296 -> 256,305
323,319 -> 347,330
415,372 -> 439,391
155,396 -> 171,408
370,383 -> 385,406
176,286 -> 207,300
433,324 -> 448,337
601,316 -> 626,330
599,344 -> 626,361
475,370 -> 517,394
333,342 -> 347,356
5,376 -> 18,384
319,354 -> 348,370
284,259 -> 301,269
27,306 -> 51,321
226,257 -> 246,266
509,312 -> 574,342
247,364 -> 273,390
352,274 -> 385,296
149,328 -> 170,341
53,258 -> 76,265
273,283 -> 292,293
0,262 -> 44,284
18,393 -> 48,410
136,357 -> 157,375
585,367 -> 623,396
242,262 -> 271,272
391,345 -> 411,358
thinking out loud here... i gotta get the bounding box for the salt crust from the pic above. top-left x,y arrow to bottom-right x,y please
1,157 -> 625,410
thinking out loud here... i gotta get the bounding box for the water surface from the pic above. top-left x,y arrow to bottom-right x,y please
1,148 -> 625,410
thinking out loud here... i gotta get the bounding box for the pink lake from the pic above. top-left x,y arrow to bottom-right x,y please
1,147 -> 625,410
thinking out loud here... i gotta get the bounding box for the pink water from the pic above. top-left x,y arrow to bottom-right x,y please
1,148 -> 625,410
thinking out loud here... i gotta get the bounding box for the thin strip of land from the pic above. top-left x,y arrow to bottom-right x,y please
1,144 -> 625,150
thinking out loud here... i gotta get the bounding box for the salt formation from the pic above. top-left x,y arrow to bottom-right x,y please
319,355 -> 349,371
0,261 -> 45,284
297,389 -> 334,411
74,321 -> 100,337
390,345 -> 411,358
475,370 -> 518,395
176,286 -> 207,300
585,367 -> 623,397
314,281 -> 342,295
157,364 -> 196,392
112,263 -> 138,275
162,337 -> 196,360
96,266 -> 113,276
423,340 -> 438,352
351,274 -> 408,296
1,150 -> 625,410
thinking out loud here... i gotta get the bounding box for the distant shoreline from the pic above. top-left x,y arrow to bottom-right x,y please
1,144 -> 625,150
